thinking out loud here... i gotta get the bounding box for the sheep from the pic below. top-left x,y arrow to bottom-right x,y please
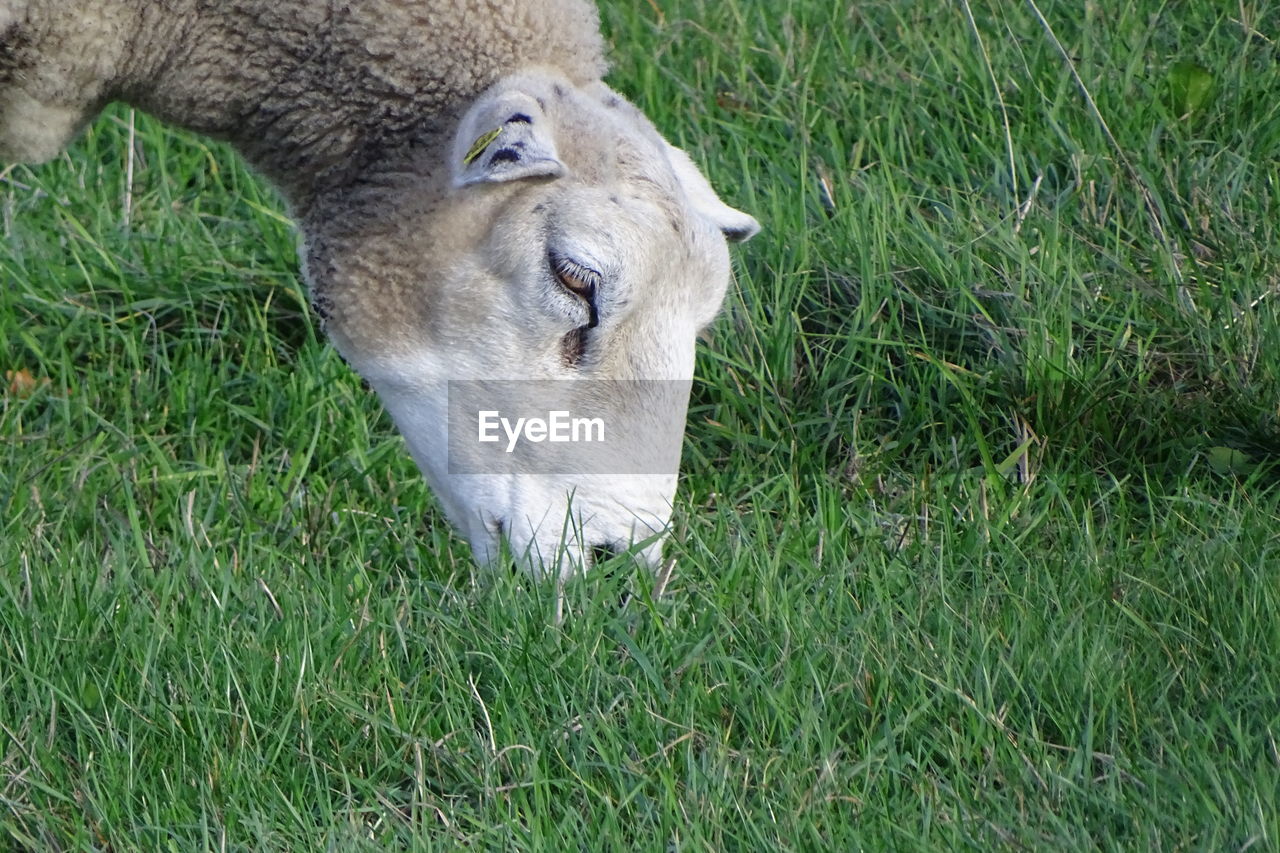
0,0 -> 759,576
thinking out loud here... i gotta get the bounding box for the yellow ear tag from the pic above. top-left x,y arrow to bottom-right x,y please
463,127 -> 503,166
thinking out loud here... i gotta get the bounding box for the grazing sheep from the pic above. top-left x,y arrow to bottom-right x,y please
0,0 -> 758,576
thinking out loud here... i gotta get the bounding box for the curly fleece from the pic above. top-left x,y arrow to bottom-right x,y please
0,0 -> 608,205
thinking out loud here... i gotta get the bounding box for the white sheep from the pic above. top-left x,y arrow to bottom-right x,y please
0,0 -> 758,576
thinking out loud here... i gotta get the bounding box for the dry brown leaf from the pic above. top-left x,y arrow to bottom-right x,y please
5,369 -> 51,397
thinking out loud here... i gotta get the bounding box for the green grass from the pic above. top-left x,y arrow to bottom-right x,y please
3,0 -> 1279,848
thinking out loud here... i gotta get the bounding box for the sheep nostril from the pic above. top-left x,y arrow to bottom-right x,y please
590,542 -> 619,566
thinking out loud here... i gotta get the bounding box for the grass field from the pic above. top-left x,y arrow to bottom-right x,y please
3,0 -> 1280,848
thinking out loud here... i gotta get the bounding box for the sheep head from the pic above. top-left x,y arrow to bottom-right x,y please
0,0 -> 756,576
308,71 -> 758,576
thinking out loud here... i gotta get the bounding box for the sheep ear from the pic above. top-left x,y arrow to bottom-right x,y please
452,90 -> 564,188
664,143 -> 760,242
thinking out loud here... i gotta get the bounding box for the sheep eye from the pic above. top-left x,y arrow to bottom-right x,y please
551,255 -> 600,329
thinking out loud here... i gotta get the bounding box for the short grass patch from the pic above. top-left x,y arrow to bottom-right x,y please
3,0 -> 1279,848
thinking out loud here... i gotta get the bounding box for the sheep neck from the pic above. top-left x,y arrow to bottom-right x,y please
105,0 -> 608,213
